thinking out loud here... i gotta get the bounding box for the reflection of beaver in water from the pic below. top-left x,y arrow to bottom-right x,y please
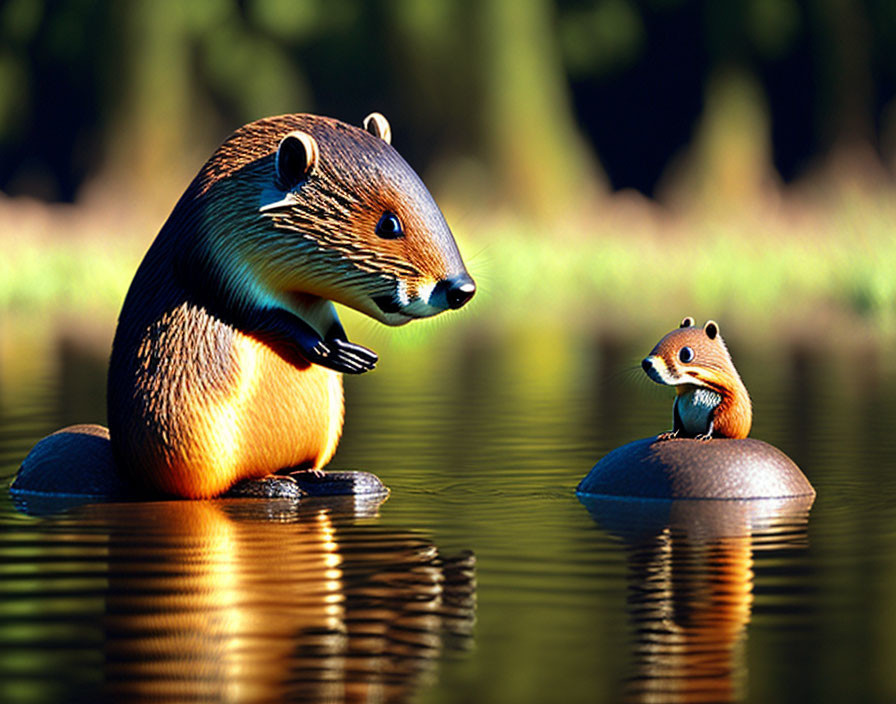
642,317 -> 751,440
16,112 -> 475,499
580,495 -> 813,704
30,499 -> 476,703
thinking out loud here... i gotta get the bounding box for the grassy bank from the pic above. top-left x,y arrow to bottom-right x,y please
469,197 -> 896,338
2,190 -> 895,345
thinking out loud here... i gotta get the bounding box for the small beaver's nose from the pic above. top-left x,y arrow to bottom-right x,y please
641,358 -> 652,373
440,274 -> 476,309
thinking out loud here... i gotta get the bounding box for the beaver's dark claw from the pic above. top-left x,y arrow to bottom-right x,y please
329,338 -> 378,374
311,339 -> 378,374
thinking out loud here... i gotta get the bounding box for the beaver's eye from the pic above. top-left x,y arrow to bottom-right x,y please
375,212 -> 403,239
679,346 -> 694,363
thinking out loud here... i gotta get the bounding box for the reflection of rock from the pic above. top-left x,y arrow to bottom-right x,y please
580,495 -> 813,704
66,499 -> 476,703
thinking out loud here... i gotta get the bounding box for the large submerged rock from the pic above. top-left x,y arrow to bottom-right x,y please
10,424 -> 389,515
577,437 -> 815,500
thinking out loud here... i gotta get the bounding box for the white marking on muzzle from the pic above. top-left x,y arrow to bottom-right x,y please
396,280 -> 410,306
417,280 -> 436,305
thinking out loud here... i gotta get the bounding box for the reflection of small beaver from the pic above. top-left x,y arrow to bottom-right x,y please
642,317 -> 752,440
18,112 -> 475,499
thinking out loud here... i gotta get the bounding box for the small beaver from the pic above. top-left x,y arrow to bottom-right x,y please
578,318 -> 813,499
16,112 -> 475,499
641,317 -> 752,440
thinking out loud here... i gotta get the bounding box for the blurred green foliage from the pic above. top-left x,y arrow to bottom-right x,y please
560,0 -> 645,76
2,0 -> 896,337
4,0 -> 896,211
4,192 -> 896,340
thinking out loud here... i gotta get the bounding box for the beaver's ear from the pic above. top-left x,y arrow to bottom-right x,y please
363,112 -> 392,144
276,130 -> 318,190
680,316 -> 695,328
704,320 -> 719,339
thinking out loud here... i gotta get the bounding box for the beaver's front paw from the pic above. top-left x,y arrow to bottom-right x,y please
307,339 -> 378,374
325,339 -> 378,374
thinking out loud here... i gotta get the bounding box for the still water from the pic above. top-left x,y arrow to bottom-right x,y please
1,323 -> 896,703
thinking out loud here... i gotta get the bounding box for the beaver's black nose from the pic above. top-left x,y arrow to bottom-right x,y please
641,358 -> 652,373
440,274 -> 476,310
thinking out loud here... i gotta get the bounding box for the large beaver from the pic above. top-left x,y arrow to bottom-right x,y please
14,112 -> 475,500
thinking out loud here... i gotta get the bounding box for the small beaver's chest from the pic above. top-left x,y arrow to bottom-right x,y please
675,387 -> 722,436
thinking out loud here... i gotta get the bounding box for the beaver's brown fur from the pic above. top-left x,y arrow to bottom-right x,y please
18,112 -> 475,499
642,318 -> 752,440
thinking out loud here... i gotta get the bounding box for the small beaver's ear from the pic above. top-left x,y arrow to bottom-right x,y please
276,130 -> 318,190
363,112 -> 392,144
680,316 -> 695,328
704,320 -> 719,339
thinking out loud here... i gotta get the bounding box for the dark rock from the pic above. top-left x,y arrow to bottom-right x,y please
577,437 -> 815,500
290,470 -> 389,497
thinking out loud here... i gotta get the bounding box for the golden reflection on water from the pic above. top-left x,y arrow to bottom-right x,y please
580,496 -> 813,704
65,498 -> 474,703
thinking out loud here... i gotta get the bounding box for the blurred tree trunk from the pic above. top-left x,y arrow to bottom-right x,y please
808,0 -> 884,185
811,0 -> 873,148
100,1 -> 216,215
479,0 -> 605,221
659,67 -> 777,211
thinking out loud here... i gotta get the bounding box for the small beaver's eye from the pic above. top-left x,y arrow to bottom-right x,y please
679,346 -> 694,363
375,212 -> 403,239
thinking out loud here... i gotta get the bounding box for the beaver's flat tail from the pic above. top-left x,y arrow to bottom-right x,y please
12,425 -> 132,499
